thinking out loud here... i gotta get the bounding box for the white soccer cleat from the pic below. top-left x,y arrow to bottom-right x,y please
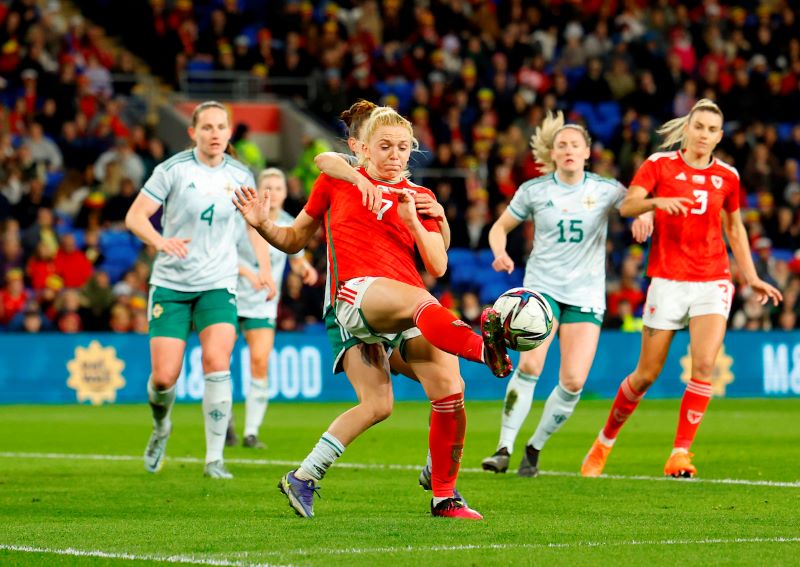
204,460 -> 234,479
144,424 -> 171,473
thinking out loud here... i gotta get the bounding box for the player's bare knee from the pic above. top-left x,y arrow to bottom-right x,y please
202,353 -> 230,374
692,359 -> 715,381
250,355 -> 269,377
150,371 -> 178,389
628,367 -> 658,391
559,374 -> 585,393
519,360 -> 544,376
366,398 -> 393,423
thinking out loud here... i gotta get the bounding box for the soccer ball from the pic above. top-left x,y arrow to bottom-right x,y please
493,288 -> 554,351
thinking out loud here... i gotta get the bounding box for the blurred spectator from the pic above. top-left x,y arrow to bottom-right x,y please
22,121 -> 63,172
80,270 -> 114,330
54,232 -> 92,288
0,268 -> 29,326
93,137 -> 144,187
102,177 -> 136,226
26,240 -> 57,290
108,302 -> 131,332
231,123 -> 266,173
289,132 -> 330,196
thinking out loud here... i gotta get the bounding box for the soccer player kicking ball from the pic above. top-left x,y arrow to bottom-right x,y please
235,106 -> 511,520
581,99 -> 782,478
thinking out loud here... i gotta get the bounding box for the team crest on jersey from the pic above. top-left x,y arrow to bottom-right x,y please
711,175 -> 723,189
224,182 -> 238,196
692,174 -> 706,184
581,195 -> 597,210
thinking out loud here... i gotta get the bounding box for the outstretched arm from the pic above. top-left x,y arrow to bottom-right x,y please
620,185 -> 694,218
723,209 -> 782,306
488,210 -> 523,274
233,186 -> 321,254
314,152 -> 382,213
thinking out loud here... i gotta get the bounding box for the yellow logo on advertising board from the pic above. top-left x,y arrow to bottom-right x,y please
66,340 -> 126,405
679,344 -> 734,396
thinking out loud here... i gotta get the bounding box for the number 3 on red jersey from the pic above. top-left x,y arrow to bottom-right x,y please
691,189 -> 708,215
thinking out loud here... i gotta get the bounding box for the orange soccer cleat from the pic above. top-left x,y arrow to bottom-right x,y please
664,451 -> 697,478
580,438 -> 613,477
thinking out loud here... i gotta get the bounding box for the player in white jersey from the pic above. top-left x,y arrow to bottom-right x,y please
231,168 -> 318,449
481,111 -> 652,477
125,101 -> 269,479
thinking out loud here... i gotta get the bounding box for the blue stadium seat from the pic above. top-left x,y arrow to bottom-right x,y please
772,248 -> 795,262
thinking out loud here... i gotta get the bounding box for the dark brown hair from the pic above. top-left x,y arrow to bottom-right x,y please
340,99 -> 378,140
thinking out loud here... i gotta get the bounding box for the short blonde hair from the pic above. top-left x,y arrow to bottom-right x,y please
530,111 -> 591,173
256,167 -> 286,186
657,98 -> 724,150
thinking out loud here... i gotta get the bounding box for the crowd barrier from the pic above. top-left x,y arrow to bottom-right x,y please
1,330 -> 799,405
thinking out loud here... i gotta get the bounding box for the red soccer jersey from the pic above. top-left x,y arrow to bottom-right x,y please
304,169 -> 441,305
631,150 -> 741,281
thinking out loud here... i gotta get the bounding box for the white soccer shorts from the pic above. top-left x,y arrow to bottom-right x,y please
335,276 -> 420,344
642,277 -> 735,331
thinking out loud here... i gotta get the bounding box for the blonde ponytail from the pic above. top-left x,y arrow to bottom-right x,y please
530,111 -> 591,173
657,98 -> 724,150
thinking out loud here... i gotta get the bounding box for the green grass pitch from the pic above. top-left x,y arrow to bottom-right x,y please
1,398 -> 799,566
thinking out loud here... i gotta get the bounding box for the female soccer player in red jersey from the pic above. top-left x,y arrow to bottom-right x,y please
234,106 -> 510,520
581,99 -> 782,478
315,100 -> 464,496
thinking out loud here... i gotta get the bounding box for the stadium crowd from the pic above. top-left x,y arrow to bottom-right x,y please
1,0 -> 799,334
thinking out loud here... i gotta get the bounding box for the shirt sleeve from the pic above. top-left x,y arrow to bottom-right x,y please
612,180 -> 628,210
141,163 -> 171,204
630,157 -> 659,195
723,173 -> 741,213
339,153 -> 358,167
303,174 -> 332,220
508,184 -> 532,221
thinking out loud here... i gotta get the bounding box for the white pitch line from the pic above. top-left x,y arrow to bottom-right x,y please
1,451 -> 799,489
3,537 -> 799,565
0,544 -> 289,567
266,536 -> 800,557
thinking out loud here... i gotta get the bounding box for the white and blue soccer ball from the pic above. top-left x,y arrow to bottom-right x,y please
493,287 -> 554,351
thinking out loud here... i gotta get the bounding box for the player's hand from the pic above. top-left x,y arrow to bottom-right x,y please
157,236 -> 191,258
652,197 -> 693,216
749,278 -> 783,306
258,269 -> 277,300
355,176 -> 382,214
631,214 -> 654,243
395,189 -> 417,226
414,193 -> 445,221
492,253 -> 515,274
233,186 -> 271,228
301,263 -> 318,286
